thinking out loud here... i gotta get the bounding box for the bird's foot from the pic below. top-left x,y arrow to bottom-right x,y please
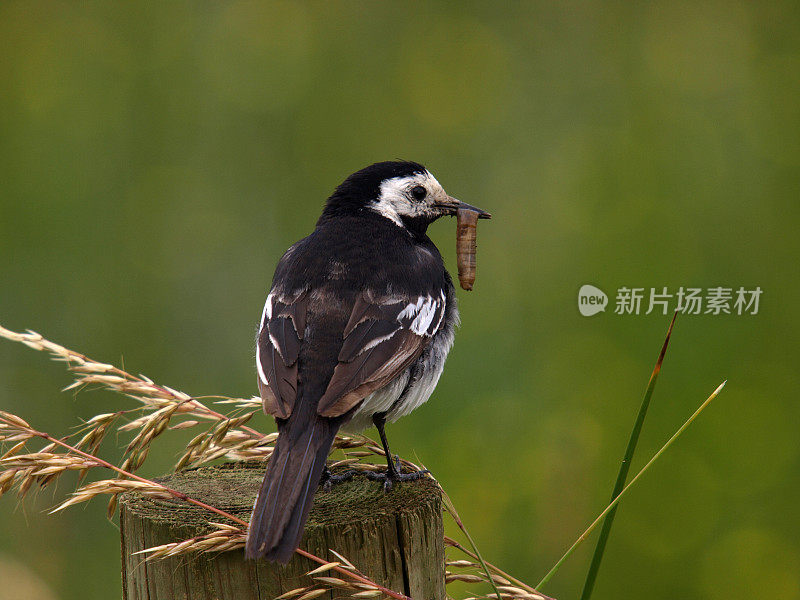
365,455 -> 430,491
320,466 -> 356,491
365,469 -> 430,492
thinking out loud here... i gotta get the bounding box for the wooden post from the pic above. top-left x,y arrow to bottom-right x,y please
120,462 -> 444,600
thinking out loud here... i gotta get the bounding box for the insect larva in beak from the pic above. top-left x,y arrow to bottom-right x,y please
456,208 -> 480,291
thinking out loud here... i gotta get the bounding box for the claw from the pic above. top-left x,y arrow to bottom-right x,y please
365,466 -> 430,492
320,466 -> 356,491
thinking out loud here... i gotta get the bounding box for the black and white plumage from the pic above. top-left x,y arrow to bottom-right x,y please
245,161 -> 489,562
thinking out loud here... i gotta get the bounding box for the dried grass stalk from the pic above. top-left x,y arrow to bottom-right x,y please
1,325 -> 551,600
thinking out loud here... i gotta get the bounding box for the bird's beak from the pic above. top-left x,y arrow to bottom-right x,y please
435,196 -> 492,219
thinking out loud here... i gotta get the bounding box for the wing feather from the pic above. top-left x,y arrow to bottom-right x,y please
317,292 -> 446,418
338,317 -> 399,362
257,290 -> 308,419
258,287 -> 446,421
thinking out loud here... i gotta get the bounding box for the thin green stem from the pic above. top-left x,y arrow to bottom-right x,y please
536,379 -> 726,590
580,312 -> 677,599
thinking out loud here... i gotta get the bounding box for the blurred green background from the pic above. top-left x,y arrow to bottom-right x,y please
1,2 -> 799,599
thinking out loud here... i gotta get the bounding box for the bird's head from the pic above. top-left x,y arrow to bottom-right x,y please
319,161 -> 489,235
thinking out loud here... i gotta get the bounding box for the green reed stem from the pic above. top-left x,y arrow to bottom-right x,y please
579,312 -> 677,599
536,377 -> 725,590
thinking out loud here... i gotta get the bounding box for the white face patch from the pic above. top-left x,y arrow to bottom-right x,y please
370,171 -> 450,227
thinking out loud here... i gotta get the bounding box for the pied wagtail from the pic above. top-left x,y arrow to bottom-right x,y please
245,161 -> 490,562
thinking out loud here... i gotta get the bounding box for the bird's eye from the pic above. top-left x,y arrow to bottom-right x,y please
410,185 -> 427,201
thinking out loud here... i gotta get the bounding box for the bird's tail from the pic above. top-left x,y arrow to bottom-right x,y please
245,403 -> 338,562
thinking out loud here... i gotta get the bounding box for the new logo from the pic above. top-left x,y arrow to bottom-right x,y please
578,284 -> 608,316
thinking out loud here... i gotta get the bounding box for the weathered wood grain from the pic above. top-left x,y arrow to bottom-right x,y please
120,462 -> 444,600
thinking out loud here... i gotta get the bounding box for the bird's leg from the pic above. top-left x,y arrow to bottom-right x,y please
365,412 -> 429,491
375,412 -> 401,479
320,465 -> 356,491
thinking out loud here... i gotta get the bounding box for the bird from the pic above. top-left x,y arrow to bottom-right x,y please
245,160 -> 490,562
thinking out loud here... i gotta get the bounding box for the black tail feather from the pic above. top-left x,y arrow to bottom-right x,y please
245,408 -> 338,562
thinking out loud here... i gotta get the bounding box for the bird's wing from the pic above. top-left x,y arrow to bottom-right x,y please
316,290 -> 447,418
256,289 -> 308,419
